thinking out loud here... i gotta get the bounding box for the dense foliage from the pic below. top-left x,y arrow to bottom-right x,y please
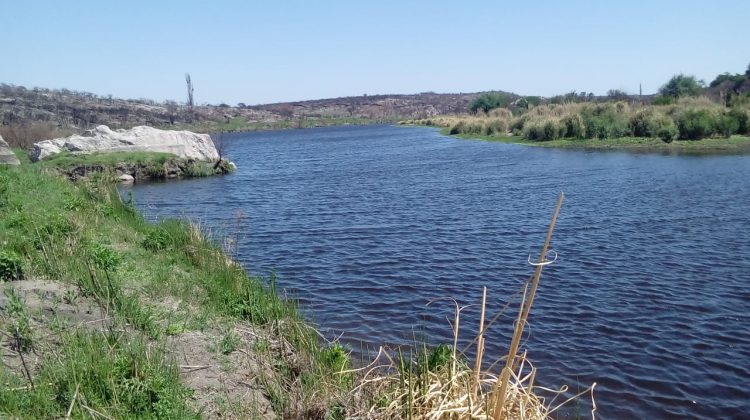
468,92 -> 512,114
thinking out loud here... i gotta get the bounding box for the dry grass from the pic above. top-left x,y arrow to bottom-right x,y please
0,122 -> 73,149
346,194 -> 596,419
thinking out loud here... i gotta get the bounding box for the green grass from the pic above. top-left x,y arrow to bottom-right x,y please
37,151 -> 175,169
0,161 -> 350,417
447,129 -> 750,154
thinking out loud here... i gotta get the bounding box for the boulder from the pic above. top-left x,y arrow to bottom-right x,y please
30,125 -> 219,162
0,135 -> 21,165
117,173 -> 135,183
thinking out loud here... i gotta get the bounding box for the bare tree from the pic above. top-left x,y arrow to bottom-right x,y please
165,100 -> 178,124
185,73 -> 194,108
210,132 -> 225,169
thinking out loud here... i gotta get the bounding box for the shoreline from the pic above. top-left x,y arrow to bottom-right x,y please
435,128 -> 750,155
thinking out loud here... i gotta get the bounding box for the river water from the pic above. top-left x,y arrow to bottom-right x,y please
124,125 -> 750,419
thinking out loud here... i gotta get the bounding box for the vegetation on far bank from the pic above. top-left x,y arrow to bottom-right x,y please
166,115 -> 404,135
404,65 -> 750,152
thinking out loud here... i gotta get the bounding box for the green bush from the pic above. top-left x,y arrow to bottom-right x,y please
676,109 -> 716,140
716,114 -> 740,138
653,95 -> 674,105
468,92 -> 511,114
584,115 -> 630,139
728,108 -> 749,134
90,244 -> 122,271
524,119 -> 564,141
657,123 -> 678,143
0,250 -> 23,281
630,110 -> 675,139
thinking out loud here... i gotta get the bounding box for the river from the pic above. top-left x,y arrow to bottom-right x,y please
123,125 -> 750,419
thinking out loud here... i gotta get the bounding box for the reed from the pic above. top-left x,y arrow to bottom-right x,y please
348,193 -> 596,419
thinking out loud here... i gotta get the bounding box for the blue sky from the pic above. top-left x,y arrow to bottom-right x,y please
2,0 -> 749,105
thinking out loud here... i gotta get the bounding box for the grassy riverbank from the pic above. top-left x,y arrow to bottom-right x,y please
24,150 -> 235,182
448,130 -> 750,153
404,96 -> 750,153
0,161 -> 350,418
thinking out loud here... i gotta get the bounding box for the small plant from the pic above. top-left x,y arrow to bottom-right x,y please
657,124 -> 678,143
90,243 -> 122,271
219,329 -> 240,354
4,289 -> 32,351
142,227 -> 171,251
0,250 -> 23,281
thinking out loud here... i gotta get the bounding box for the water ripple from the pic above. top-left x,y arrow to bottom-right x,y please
125,125 -> 750,419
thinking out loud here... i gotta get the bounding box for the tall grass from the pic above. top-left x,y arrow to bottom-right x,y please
408,97 -> 750,143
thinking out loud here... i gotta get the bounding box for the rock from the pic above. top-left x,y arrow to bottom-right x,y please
0,135 -> 21,165
117,173 -> 134,183
30,125 -> 220,162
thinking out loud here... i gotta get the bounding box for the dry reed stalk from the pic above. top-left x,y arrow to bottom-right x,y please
471,287 -> 487,399
491,193 -> 564,418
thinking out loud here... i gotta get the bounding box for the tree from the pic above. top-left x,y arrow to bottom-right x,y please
165,100 -> 178,124
468,92 -> 511,114
607,89 -> 629,101
185,73 -> 194,108
659,74 -> 703,99
746,62 -> 750,76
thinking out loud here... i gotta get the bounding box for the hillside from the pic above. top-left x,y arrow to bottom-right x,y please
0,83 -> 499,144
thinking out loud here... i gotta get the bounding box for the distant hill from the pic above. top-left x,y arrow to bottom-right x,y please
0,83 -> 511,138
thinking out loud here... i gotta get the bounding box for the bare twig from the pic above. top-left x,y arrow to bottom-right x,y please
15,327 -> 35,391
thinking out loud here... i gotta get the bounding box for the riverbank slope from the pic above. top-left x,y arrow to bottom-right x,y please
0,158 -> 350,418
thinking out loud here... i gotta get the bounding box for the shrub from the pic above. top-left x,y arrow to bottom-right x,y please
90,244 -> 122,271
0,250 -> 23,281
657,122 -> 678,143
676,109 -> 716,140
716,114 -> 740,138
630,109 -> 655,137
524,119 -> 564,141
630,110 -> 674,138
728,108 -> 749,134
561,114 -> 585,138
488,108 -> 513,119
448,121 -> 465,135
582,107 -> 630,139
483,119 -> 507,136
653,95 -> 674,105
469,92 -> 511,114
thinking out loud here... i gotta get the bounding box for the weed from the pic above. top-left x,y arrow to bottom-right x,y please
220,329 -> 240,354
0,250 -> 23,281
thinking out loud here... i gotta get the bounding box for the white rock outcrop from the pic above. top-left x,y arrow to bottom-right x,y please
30,125 -> 220,162
0,135 -> 20,165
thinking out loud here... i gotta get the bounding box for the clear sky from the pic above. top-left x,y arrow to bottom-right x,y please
2,0 -> 749,105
